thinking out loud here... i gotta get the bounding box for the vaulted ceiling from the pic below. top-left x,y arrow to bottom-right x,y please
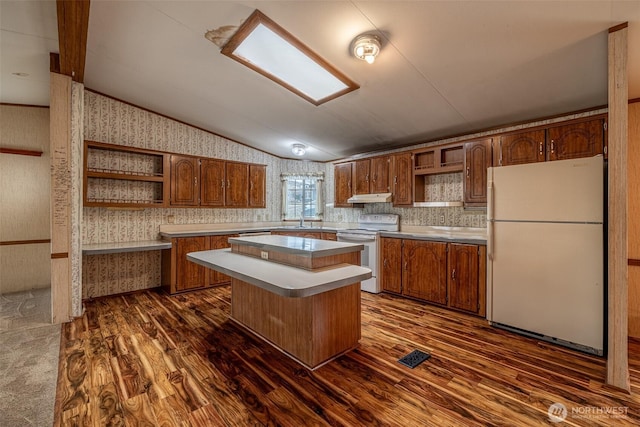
2,1 -> 639,161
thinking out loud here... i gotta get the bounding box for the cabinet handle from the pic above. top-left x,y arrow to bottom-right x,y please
194,176 -> 197,185
404,262 -> 407,271
366,174 -> 369,182
550,140 -> 555,155
452,269 -> 456,280
221,179 -> 225,189
539,141 -> 543,155
394,176 -> 398,185
466,167 -> 470,178
227,180 -> 231,188
383,259 -> 387,268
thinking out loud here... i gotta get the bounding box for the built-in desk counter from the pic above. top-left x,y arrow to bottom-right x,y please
188,235 -> 370,369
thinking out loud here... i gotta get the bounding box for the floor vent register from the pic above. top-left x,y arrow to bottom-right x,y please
398,349 -> 431,368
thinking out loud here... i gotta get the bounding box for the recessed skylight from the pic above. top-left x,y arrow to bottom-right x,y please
221,10 -> 359,106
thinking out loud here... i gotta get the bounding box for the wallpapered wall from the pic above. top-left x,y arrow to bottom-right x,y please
82,90 -> 605,298
0,105 -> 51,294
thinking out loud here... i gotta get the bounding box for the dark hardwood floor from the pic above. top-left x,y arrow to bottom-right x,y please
54,287 -> 640,426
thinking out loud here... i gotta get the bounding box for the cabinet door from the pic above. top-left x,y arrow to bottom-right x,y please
334,163 -> 353,207
209,234 -> 237,285
175,237 -> 208,292
499,130 -> 545,166
547,119 -> 604,161
354,159 -> 370,194
391,152 -> 412,206
170,155 -> 199,206
448,243 -> 480,314
200,159 -> 225,207
249,164 -> 266,208
464,138 -> 492,207
225,162 -> 249,207
370,156 -> 390,194
402,240 -> 447,304
381,238 -> 402,294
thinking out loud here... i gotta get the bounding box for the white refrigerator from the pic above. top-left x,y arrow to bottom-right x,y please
487,155 -> 604,355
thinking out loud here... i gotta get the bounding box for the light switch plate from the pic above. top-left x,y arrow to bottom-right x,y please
261,251 -> 268,260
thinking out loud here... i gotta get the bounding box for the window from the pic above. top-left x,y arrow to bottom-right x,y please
281,173 -> 324,220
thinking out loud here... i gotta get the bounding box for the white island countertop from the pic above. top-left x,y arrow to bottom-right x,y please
188,249 -> 371,298
228,235 -> 364,257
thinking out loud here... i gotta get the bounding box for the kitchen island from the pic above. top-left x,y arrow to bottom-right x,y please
187,235 -> 371,369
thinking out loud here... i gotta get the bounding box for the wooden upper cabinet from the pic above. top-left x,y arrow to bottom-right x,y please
370,156 -> 390,193
448,243 -> 480,314
498,130 -> 545,166
464,138 -> 492,207
200,158 -> 225,207
225,162 -> 249,207
334,162 -> 353,207
170,155 -> 199,206
381,237 -> 402,294
547,118 -> 605,161
354,159 -> 371,194
249,164 -> 266,208
402,240 -> 448,305
390,152 -> 412,206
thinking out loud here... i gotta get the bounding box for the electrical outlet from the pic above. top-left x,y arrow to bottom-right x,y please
261,251 -> 269,260
440,215 -> 445,224
167,215 -> 175,224
337,214 -> 343,222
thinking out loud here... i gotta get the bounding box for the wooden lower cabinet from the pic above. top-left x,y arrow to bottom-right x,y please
380,237 -> 402,294
209,234 -> 238,286
403,240 -> 448,304
381,237 -> 487,317
163,234 -> 237,294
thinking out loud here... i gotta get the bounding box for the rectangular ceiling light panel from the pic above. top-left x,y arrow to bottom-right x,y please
221,10 -> 359,105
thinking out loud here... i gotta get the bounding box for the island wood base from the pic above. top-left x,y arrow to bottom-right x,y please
230,278 -> 361,369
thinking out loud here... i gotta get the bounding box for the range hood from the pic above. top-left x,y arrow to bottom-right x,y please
347,193 -> 393,203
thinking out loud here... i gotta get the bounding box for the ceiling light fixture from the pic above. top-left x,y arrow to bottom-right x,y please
291,144 -> 306,156
352,34 -> 381,64
220,10 -> 359,105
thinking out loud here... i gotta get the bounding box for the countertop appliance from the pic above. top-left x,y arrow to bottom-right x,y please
337,214 -> 400,293
487,155 -> 604,355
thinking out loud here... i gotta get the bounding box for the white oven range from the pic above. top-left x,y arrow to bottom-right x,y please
336,214 -> 399,293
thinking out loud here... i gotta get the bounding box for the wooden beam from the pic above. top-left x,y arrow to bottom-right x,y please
607,23 -> 629,391
56,0 -> 90,83
50,72 -> 73,324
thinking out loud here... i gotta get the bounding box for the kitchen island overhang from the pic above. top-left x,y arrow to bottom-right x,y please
187,235 -> 371,369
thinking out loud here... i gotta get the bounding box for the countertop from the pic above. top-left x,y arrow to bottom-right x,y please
83,239 -> 172,255
159,222 -> 349,238
159,222 -> 487,244
188,249 -> 372,297
380,226 -> 487,244
229,235 -> 364,258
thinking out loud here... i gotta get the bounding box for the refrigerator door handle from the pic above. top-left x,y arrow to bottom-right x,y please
487,176 -> 494,261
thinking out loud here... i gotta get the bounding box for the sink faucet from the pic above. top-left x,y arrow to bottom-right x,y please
299,214 -> 305,227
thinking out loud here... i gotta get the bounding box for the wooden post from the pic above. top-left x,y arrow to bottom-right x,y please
607,22 -> 629,391
50,72 -> 73,324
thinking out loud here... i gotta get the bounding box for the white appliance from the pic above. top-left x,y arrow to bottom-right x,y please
487,156 -> 604,355
337,214 -> 399,293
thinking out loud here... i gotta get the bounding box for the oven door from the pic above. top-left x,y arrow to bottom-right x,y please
336,233 -> 379,293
